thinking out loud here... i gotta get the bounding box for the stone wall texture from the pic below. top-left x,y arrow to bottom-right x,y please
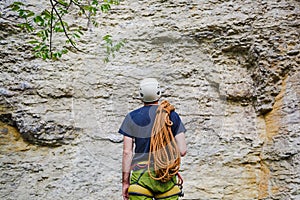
0,0 -> 299,199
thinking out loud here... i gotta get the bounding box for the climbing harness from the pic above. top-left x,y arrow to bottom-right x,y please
128,184 -> 153,197
128,184 -> 183,199
128,162 -> 184,199
148,100 -> 181,182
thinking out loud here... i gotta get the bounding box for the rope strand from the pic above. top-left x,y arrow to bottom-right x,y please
148,100 -> 181,182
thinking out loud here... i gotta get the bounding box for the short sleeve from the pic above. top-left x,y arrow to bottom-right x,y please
118,114 -> 134,138
170,111 -> 186,136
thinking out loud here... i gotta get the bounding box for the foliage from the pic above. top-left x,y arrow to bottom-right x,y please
102,34 -> 126,63
7,0 -> 125,61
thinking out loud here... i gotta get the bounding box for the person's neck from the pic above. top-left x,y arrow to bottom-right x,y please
144,101 -> 159,106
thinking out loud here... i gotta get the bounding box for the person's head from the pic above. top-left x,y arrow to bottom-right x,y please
139,78 -> 161,104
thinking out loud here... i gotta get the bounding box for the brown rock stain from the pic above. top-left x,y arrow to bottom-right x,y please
244,164 -> 260,199
263,76 -> 288,142
0,122 -> 32,152
258,160 -> 271,199
257,76 -> 289,199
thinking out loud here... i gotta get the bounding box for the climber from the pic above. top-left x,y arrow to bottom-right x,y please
119,78 -> 187,200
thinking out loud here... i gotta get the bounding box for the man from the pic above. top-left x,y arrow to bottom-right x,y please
119,78 -> 187,200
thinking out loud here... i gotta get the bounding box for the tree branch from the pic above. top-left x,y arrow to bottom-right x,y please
87,0 -> 91,28
50,0 -> 81,52
49,1 -> 57,58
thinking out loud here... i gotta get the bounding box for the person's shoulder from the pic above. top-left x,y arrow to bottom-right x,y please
170,110 -> 181,122
170,109 -> 179,116
128,106 -> 145,118
129,106 -> 144,114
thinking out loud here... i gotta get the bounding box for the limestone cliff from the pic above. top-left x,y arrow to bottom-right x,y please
0,0 -> 299,199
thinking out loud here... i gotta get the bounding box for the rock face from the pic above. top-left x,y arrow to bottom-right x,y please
0,0 -> 299,199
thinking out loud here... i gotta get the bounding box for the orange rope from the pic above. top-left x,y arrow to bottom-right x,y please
148,100 -> 181,182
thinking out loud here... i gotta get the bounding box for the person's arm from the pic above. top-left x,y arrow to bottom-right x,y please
122,136 -> 133,200
175,132 -> 187,157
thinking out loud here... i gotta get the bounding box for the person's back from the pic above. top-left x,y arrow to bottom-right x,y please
119,78 -> 187,200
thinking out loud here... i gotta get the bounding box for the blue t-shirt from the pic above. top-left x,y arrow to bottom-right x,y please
119,105 -> 186,165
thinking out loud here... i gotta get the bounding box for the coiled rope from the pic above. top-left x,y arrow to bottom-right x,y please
148,100 -> 181,182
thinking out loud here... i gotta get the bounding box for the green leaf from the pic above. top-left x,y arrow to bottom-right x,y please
34,15 -> 44,25
17,23 -> 33,32
77,29 -> 84,35
26,10 -> 35,18
42,10 -> 51,18
58,7 -> 68,15
58,0 -> 68,7
92,20 -> 99,27
54,25 -> 64,32
28,40 -> 39,44
43,30 -> 49,38
40,44 -> 48,51
12,2 -> 24,6
103,34 -> 112,41
92,0 -> 99,6
104,0 -> 120,5
52,52 -> 61,59
36,30 -> 43,37
10,4 -> 20,11
73,0 -> 80,4
61,49 -> 68,54
19,9 -> 25,17
24,23 -> 34,32
103,57 -> 110,63
17,23 -> 24,29
42,53 -> 48,60
66,39 -> 76,46
61,21 -> 68,28
33,44 -> 41,51
9,2 -> 23,11
101,4 -> 111,13
92,7 -> 98,14
73,33 -> 81,38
